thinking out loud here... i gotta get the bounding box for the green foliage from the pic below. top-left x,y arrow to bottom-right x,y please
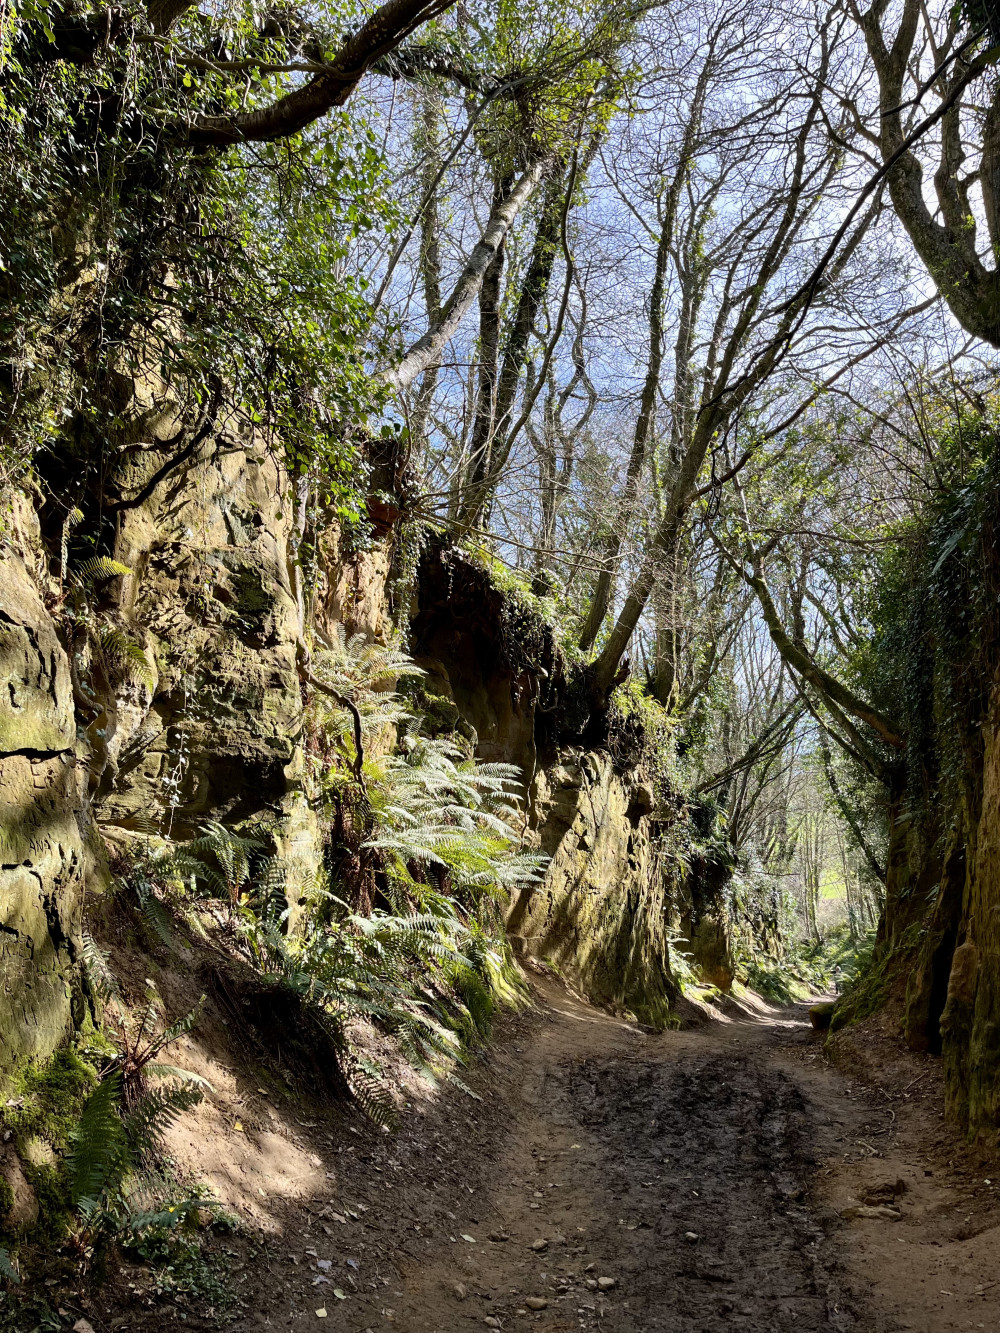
743,925 -> 878,1010
61,951 -> 214,1275
463,543 -> 587,665
240,908 -> 470,1109
97,626 -> 156,691
828,936 -> 892,1033
955,0 -> 1000,47
608,680 -> 681,796
726,851 -> 791,960
129,1225 -> 246,1316
224,635 -> 539,1112
468,0 -> 633,176
0,1 -> 396,509
307,626 -> 424,766
743,959 -> 803,1006
68,1069 -> 209,1277
367,732 -> 545,905
853,423 -> 1000,848
237,724 -> 536,1098
0,987 -> 208,1266
76,557 -> 133,585
106,848 -> 178,946
169,821 -> 271,909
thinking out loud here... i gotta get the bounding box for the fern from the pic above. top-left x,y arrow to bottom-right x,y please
169,821 -> 270,908
76,556 -> 134,584
98,625 -> 155,689
70,1073 -> 130,1219
82,932 -> 121,1003
366,734 -> 545,906
69,1059 -> 210,1268
122,1083 -> 204,1157
119,1197 -> 208,1242
313,625 -> 424,698
204,638 -> 541,1118
347,1057 -> 397,1130
306,627 -> 424,764
0,1248 -> 21,1285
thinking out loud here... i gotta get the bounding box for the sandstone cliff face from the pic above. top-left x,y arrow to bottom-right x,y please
408,544 -> 730,1024
0,418 -> 396,1076
1,466 -> 724,1078
958,705 -> 1000,1131
876,669 -> 1000,1138
103,434 -> 302,834
513,752 -> 676,1025
0,514 -> 97,1075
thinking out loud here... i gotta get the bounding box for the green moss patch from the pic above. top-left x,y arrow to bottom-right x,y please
2,1047 -> 99,1241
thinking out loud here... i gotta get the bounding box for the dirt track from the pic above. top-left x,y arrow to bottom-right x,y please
351,984 -> 860,1333
132,975 -> 1000,1333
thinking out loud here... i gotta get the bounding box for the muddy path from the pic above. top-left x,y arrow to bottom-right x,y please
351,985 -> 861,1333
170,976 -> 1000,1333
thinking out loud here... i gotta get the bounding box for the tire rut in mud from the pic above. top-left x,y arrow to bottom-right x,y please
562,1049 -> 857,1332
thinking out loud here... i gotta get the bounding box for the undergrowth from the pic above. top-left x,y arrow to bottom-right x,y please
0,628 -> 545,1314
733,925 -> 879,1009
105,629 -> 542,1120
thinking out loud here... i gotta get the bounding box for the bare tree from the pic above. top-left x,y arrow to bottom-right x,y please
587,12 -> 885,698
848,0 -> 1000,344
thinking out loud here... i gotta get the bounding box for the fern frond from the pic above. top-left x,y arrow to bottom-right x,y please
132,879 -> 174,946
77,556 -> 134,584
70,1074 -> 130,1219
98,626 -> 155,688
153,997 -> 205,1052
82,932 -> 121,1002
346,1059 -> 397,1131
122,1083 -> 204,1156
120,1197 -> 209,1241
445,1071 -> 484,1101
146,1063 -> 214,1091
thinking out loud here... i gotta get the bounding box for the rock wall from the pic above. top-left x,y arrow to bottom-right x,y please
0,507 -> 100,1075
897,677 -> 1000,1136
0,469 -> 721,1075
852,652 -> 1000,1139
410,544 -> 688,1024
957,703 -> 1000,1131
0,415 -> 396,1077
104,432 -> 303,835
512,751 -> 676,1025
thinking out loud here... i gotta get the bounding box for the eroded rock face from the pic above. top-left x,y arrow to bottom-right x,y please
0,545 -> 94,1073
0,1147 -> 39,1231
942,697 -> 1000,1130
410,548 -> 686,1025
410,544 -> 564,769
0,414 -> 399,1074
511,752 -> 677,1027
100,436 -> 302,834
99,430 -> 398,837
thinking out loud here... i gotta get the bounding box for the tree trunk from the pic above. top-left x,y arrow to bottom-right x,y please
408,90 -> 445,453
464,173 -> 512,507
384,158 -> 550,395
578,205 -> 673,653
457,171 -> 566,526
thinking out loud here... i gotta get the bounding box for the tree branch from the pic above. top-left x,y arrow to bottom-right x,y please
299,664 -> 367,794
185,0 -> 456,146
383,156 -> 552,393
